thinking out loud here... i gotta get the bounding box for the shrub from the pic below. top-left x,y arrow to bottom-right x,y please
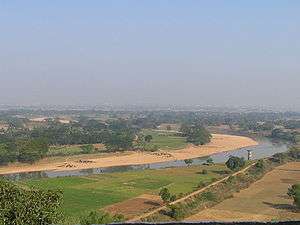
159,187 -> 171,203
168,205 -> 185,220
201,191 -> 217,202
288,183 -> 300,208
81,144 -> 94,154
0,179 -> 63,225
288,146 -> 300,160
225,156 -> 245,171
170,195 -> 177,202
197,181 -> 207,188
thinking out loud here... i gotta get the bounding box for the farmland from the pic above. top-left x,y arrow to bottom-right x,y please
187,162 -> 300,221
20,163 -> 229,222
141,129 -> 187,150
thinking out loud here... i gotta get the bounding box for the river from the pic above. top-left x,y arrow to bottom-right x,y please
2,138 -> 289,181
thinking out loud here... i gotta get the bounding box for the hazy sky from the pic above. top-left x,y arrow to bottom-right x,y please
0,1 -> 299,110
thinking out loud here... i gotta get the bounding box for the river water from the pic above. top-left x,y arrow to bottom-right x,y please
2,138 -> 289,181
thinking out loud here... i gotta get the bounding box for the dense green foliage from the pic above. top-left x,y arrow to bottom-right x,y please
0,138 -> 48,165
103,131 -> 135,151
225,156 -> 246,171
180,124 -> 211,145
271,128 -> 297,142
0,179 -> 63,225
159,187 -> 171,203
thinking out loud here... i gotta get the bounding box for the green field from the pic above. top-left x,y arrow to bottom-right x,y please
47,145 -> 84,156
20,164 -> 229,221
142,129 -> 187,150
47,145 -> 106,157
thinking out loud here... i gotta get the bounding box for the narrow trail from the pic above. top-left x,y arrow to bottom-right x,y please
128,163 -> 256,222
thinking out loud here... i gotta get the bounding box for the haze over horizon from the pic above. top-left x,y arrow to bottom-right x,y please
1,1 -> 300,110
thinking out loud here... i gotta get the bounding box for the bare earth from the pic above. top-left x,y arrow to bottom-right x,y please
186,162 -> 300,222
104,194 -> 163,219
0,134 -> 257,175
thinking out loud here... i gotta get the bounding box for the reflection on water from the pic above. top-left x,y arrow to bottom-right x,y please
2,138 -> 289,181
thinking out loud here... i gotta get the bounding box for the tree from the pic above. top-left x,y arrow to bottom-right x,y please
0,179 -> 63,225
180,124 -> 212,146
225,156 -> 245,171
166,125 -> 172,131
288,184 -> 300,208
168,205 -> 184,220
0,143 -> 11,165
104,131 -> 134,151
144,134 -> 153,143
16,138 -> 49,163
159,187 -> 171,203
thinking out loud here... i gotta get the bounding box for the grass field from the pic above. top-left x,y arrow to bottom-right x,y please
46,130 -> 186,157
20,164 -> 228,221
47,144 -> 106,157
142,129 -> 187,150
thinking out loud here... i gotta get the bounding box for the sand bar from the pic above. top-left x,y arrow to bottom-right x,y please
0,134 -> 257,175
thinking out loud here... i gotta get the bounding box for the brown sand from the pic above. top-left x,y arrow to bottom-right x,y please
104,194 -> 163,219
186,162 -> 300,222
0,134 -> 257,175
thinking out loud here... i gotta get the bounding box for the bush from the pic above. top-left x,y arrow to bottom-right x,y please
197,181 -> 207,188
168,205 -> 184,220
201,191 -> 217,202
225,156 -> 245,171
288,146 -> 300,160
81,144 -> 94,154
0,179 -> 63,225
170,195 -> 177,202
288,183 -> 300,208
159,187 -> 171,203
79,211 -> 124,225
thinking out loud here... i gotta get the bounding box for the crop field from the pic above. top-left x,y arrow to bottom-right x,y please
187,162 -> 300,222
142,129 -> 187,150
20,164 -> 228,221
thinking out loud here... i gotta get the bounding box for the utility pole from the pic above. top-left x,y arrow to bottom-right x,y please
247,150 -> 252,160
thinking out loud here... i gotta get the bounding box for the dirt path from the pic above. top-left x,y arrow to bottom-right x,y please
129,162 -> 257,222
186,162 -> 300,222
0,134 -> 257,175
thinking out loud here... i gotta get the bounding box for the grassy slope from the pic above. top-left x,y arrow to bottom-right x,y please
21,164 -> 228,219
142,129 -> 187,150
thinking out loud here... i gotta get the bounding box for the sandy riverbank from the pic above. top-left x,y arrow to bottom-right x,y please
0,134 -> 257,175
